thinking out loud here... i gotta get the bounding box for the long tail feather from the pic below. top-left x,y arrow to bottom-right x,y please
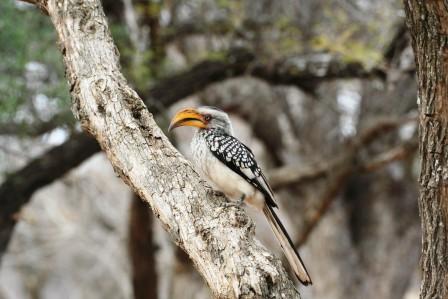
263,204 -> 312,285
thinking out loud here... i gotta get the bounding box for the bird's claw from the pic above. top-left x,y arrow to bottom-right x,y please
212,190 -> 225,197
222,194 -> 245,208
222,201 -> 244,208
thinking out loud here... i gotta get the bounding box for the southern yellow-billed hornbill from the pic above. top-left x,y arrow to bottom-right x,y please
169,106 -> 312,286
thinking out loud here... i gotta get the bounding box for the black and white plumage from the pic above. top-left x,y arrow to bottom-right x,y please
199,128 -> 278,209
169,106 -> 312,286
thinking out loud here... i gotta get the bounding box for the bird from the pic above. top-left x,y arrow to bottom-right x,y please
168,106 -> 312,286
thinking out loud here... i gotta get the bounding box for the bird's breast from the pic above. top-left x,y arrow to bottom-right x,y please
191,135 -> 255,200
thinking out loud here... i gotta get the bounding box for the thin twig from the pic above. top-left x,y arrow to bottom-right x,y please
269,115 -> 417,190
295,166 -> 353,247
268,115 -> 419,248
18,0 -> 48,14
294,139 -> 417,248
360,141 -> 418,172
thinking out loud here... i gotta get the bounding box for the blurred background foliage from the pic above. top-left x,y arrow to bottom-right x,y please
0,0 -> 400,123
0,0 -> 419,299
0,0 -> 69,123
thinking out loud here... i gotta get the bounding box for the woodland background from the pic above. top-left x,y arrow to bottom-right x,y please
0,0 -> 419,298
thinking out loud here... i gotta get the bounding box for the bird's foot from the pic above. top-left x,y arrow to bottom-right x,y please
222,194 -> 245,208
222,201 -> 242,209
212,190 -> 226,197
237,194 -> 246,206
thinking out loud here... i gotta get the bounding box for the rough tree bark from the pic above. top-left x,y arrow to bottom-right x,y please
27,0 -> 301,297
404,2 -> 448,299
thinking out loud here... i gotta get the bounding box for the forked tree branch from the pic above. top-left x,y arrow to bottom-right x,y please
269,116 -> 417,189
288,117 -> 418,248
27,0 -> 300,297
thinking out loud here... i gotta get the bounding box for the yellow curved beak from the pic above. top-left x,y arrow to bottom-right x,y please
168,108 -> 206,132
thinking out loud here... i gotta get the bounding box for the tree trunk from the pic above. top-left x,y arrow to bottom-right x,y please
404,2 -> 448,299
29,0 -> 301,297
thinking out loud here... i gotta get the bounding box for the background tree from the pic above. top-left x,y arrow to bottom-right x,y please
404,2 -> 448,299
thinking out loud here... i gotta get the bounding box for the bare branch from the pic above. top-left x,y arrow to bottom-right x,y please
0,112 -> 75,136
295,139 -> 417,247
160,20 -> 237,45
254,115 -> 418,249
383,23 -> 410,65
286,117 -> 418,248
142,47 -> 388,104
360,141 -> 417,172
18,0 -> 48,14
19,0 -> 36,4
269,116 -> 417,190
269,161 -> 337,190
251,56 -> 386,92
0,133 -> 99,254
295,165 -> 353,247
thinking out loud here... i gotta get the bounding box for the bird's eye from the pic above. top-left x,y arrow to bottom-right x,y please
204,114 -> 212,121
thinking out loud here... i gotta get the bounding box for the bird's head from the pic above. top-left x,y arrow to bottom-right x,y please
168,106 -> 233,134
